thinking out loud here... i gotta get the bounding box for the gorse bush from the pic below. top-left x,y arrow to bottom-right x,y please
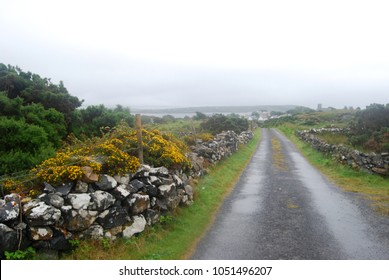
33,123 -> 190,185
111,123 -> 191,170
183,133 -> 214,146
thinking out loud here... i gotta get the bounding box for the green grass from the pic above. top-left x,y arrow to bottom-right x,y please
278,125 -> 389,215
317,132 -> 349,146
145,119 -> 202,135
62,129 -> 261,260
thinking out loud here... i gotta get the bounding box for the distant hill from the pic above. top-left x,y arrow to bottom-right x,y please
132,105 -> 299,115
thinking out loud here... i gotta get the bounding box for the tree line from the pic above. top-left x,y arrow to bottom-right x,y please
0,63 -> 134,175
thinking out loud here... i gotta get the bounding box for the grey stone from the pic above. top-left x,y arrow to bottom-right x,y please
68,193 -> 91,210
96,174 -> 117,191
149,166 -> 169,177
105,226 -> 124,240
29,227 -> 53,241
49,194 -> 64,209
134,165 -> 151,178
125,194 -> 150,215
43,182 -> 56,194
80,224 -> 104,240
143,184 -> 158,197
0,223 -> 18,255
153,198 -> 168,212
81,166 -> 99,183
50,233 -> 71,251
111,184 -> 133,200
96,206 -> 128,230
180,195 -> 193,207
64,209 -> 98,232
0,194 -> 20,223
158,183 -> 176,198
173,175 -> 183,187
122,215 -> 147,238
89,191 -> 116,211
38,193 -> 50,205
129,179 -> 145,192
143,209 -> 160,226
74,181 -> 89,193
56,183 -> 73,196
25,202 -> 61,227
184,185 -> 194,200
160,176 -> 174,185
166,196 -> 181,210
149,176 -> 162,186
114,174 -> 131,185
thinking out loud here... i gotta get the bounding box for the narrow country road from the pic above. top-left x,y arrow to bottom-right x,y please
191,128 -> 389,260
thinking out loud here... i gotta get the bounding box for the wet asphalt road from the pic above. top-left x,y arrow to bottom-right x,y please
191,128 -> 389,260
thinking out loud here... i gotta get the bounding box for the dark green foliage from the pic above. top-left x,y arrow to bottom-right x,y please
353,104 -> 389,134
200,114 -> 249,134
287,106 -> 315,115
0,63 -> 135,174
349,104 -> 389,152
0,92 -> 67,147
193,111 -> 207,120
262,116 -> 296,128
69,104 -> 135,137
0,63 -> 83,117
0,117 -> 55,174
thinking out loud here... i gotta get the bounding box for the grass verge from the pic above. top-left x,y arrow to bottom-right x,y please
278,125 -> 389,216
62,129 -> 261,260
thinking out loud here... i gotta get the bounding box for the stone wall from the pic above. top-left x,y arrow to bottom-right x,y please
188,130 -> 254,177
0,166 -> 193,258
0,130 -> 254,259
296,128 -> 389,176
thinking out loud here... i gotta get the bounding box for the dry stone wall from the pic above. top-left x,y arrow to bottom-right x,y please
0,130 -> 254,259
0,166 -> 193,258
296,128 -> 389,176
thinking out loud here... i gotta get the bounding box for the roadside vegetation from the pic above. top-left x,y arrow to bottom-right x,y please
263,106 -> 389,215
1,62 -> 259,260
63,129 -> 260,259
0,63 -> 135,175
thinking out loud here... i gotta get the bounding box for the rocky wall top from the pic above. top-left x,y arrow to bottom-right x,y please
296,128 -> 389,176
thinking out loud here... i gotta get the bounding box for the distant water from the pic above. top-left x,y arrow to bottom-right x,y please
137,112 -> 253,118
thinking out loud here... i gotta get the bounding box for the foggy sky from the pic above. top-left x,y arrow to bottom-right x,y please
1,0 -> 388,110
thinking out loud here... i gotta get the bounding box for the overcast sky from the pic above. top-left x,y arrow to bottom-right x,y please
1,0 -> 388,110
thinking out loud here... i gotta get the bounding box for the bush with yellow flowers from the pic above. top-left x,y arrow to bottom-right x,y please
32,123 -> 189,186
112,124 -> 191,170
0,122 -> 190,193
183,133 -> 214,146
0,176 -> 39,197
33,152 -> 103,185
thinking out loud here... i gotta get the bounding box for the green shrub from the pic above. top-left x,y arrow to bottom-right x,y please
5,247 -> 36,260
200,114 -> 249,134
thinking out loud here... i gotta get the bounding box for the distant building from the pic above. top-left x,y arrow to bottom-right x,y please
317,104 -> 336,112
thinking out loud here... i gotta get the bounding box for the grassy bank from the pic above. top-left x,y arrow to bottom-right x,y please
278,124 -> 389,215
63,129 -> 261,260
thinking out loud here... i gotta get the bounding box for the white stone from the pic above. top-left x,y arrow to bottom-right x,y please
122,215 -> 146,238
68,194 -> 91,210
114,174 -> 131,185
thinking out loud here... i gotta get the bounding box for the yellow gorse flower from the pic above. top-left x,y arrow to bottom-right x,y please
33,123 -> 189,186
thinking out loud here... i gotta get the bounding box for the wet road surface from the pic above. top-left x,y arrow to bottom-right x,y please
191,128 -> 389,260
